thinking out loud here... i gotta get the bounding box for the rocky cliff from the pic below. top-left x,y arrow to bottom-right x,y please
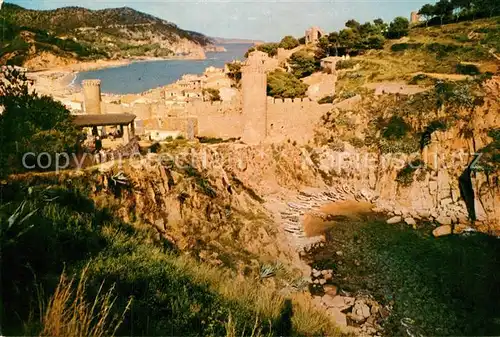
0,3 -> 215,68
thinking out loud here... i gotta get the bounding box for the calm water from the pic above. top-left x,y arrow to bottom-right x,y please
74,44 -> 251,94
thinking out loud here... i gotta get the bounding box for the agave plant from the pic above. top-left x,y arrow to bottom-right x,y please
259,265 -> 276,279
1,200 -> 38,243
111,171 -> 129,186
259,261 -> 285,280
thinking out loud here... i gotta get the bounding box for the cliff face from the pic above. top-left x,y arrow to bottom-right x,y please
0,3 -> 214,68
310,76 -> 500,233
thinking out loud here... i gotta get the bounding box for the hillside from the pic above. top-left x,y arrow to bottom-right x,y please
0,3 -> 215,68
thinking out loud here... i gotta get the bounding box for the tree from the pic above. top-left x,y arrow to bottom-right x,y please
289,51 -> 319,78
364,35 -> 385,49
345,19 -> 361,31
226,62 -> 242,85
0,68 -> 79,175
279,35 -> 299,50
372,19 -> 389,35
419,3 -> 436,26
315,36 -> 331,60
267,70 -> 308,98
386,17 -> 410,39
257,42 -> 279,57
339,28 -> 361,54
434,0 -> 454,25
202,88 -> 221,102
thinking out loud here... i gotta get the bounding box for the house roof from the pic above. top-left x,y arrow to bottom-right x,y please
72,113 -> 136,127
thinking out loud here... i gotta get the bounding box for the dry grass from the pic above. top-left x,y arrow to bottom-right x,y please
40,266 -> 131,337
225,314 -> 273,337
170,254 -> 344,336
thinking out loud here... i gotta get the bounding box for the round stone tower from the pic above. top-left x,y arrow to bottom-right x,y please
241,51 -> 268,145
82,79 -> 102,114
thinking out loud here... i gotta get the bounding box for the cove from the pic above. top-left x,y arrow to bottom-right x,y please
74,44 -> 251,94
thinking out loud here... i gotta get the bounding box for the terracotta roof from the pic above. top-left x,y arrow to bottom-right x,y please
72,114 -> 136,127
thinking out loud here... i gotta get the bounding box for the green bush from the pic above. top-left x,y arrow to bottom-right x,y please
289,51 -> 319,78
395,159 -> 424,186
318,96 -> 334,104
278,35 -> 299,50
456,63 -> 481,75
267,70 -> 308,98
390,43 -> 423,52
382,116 -> 411,140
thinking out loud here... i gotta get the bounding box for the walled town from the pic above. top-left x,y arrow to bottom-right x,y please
1,2 -> 500,337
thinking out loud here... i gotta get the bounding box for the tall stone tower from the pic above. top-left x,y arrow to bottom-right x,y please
410,11 -> 420,24
82,79 -> 102,114
241,51 -> 268,145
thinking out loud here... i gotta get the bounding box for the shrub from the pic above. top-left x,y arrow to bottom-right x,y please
382,116 -> 411,140
267,70 -> 308,98
203,88 -> 221,102
456,63 -> 481,75
390,43 -> 423,52
278,36 -> 299,50
318,95 -> 334,104
289,51 -> 319,78
336,59 -> 358,69
396,159 -> 424,186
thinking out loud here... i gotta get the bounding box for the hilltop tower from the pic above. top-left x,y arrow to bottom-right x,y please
82,79 -> 102,114
241,51 -> 268,145
410,11 -> 420,24
305,26 -> 325,44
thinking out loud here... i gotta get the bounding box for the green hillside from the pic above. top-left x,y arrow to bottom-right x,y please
0,3 -> 213,67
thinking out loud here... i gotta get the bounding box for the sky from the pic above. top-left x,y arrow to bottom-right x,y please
7,0 -> 432,41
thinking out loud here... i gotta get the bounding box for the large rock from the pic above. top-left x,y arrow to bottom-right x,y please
387,216 -> 402,224
404,217 -> 416,226
436,215 -> 452,225
327,307 -> 347,327
433,225 -> 452,237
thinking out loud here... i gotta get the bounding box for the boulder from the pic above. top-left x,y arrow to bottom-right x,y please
327,307 -> 347,327
436,215 -> 452,225
386,216 -> 402,224
404,217 -> 416,226
324,285 -> 338,296
433,225 -> 452,237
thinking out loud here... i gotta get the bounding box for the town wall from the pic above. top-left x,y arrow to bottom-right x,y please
266,97 -> 332,144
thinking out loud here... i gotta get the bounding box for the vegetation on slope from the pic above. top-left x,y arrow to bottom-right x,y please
0,3 -> 213,65
0,69 -> 342,337
308,217 -> 500,336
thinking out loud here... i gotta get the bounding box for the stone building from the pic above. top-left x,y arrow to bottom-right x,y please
305,26 -> 325,44
241,51 -> 268,145
410,11 -> 420,24
82,79 -> 102,114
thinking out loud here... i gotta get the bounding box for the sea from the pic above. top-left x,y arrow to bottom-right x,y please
73,44 -> 251,94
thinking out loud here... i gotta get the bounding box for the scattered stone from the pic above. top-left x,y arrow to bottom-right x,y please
348,312 -> 365,323
433,225 -> 452,237
312,296 -> 323,308
436,215 -> 452,225
313,279 -> 320,284
440,198 -> 453,206
313,270 -> 322,278
321,269 -> 329,276
454,224 -> 474,234
404,217 -> 416,226
352,301 -> 371,319
324,285 -> 338,296
336,251 -> 343,256
319,279 -> 327,285
386,216 -> 402,224
327,307 -> 347,327
324,273 -> 333,281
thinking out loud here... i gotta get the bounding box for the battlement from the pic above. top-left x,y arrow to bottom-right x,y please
82,80 -> 102,87
267,97 -> 315,104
